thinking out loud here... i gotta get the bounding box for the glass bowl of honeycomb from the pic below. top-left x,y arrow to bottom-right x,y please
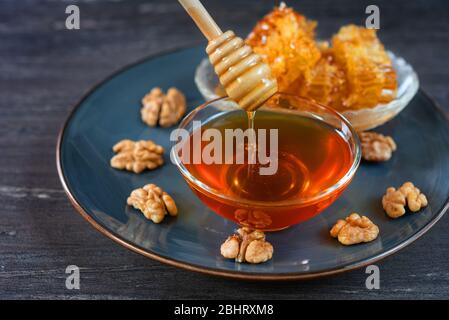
195,3 -> 419,131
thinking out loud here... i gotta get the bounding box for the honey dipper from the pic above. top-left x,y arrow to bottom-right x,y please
178,0 -> 278,111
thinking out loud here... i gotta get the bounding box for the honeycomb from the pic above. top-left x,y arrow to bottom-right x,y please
299,47 -> 347,110
332,25 -> 397,109
246,3 -> 321,93
246,5 -> 397,111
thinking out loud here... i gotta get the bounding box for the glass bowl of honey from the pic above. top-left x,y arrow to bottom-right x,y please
171,94 -> 361,231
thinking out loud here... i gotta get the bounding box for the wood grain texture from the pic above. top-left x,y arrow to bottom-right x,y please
0,0 -> 448,299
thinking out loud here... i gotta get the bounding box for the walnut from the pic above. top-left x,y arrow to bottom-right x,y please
127,184 -> 177,223
141,87 -> 186,127
330,213 -> 379,245
382,187 -> 406,218
220,227 -> 273,264
110,139 -> 164,174
359,131 -> 396,161
141,87 -> 164,126
382,182 -> 428,218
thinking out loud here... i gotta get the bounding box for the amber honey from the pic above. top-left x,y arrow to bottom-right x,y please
182,109 -> 354,231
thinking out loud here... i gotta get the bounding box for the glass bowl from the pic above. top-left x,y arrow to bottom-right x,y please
195,51 -> 419,131
171,94 -> 361,231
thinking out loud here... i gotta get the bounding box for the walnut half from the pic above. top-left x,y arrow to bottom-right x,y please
220,227 -> 273,264
141,87 -> 186,128
359,131 -> 396,162
330,213 -> 379,245
110,139 -> 164,173
382,182 -> 428,218
127,184 -> 178,223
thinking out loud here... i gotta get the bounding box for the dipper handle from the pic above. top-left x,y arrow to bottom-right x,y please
178,0 -> 222,41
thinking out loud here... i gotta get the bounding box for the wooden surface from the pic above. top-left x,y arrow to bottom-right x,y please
1,0 -> 448,299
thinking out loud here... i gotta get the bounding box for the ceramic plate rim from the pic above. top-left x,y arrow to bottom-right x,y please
56,45 -> 449,281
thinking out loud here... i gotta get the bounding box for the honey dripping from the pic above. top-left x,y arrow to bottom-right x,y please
246,110 -> 256,179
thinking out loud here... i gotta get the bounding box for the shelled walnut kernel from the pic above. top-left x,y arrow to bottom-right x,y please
141,87 -> 186,127
359,131 -> 396,161
110,139 -> 164,173
382,182 -> 428,218
330,213 -> 379,245
127,184 -> 177,223
220,227 -> 273,264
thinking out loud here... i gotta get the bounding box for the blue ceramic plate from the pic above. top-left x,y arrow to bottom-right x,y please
57,46 -> 449,280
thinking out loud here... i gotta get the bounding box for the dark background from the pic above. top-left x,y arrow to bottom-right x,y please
1,0 -> 448,299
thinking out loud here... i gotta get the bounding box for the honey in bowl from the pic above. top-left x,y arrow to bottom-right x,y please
172,94 -> 361,231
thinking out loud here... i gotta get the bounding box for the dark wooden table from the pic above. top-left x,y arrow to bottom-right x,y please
1,0 -> 448,299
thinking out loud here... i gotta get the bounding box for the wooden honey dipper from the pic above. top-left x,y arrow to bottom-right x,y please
178,0 -> 278,111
